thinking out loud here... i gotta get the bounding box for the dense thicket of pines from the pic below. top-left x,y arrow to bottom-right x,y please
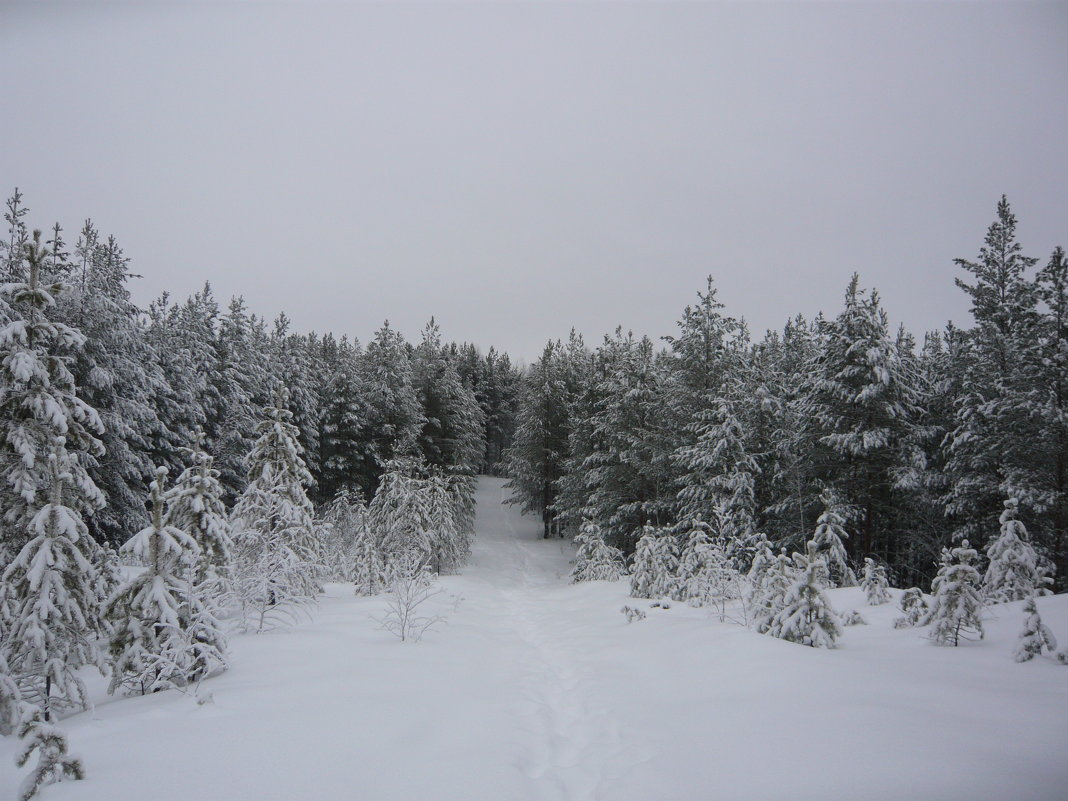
506,197 -> 1067,593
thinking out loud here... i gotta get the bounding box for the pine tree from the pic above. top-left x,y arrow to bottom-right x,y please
164,431 -> 234,609
0,230 -> 105,564
356,321 -> 425,496
944,197 -> 1041,548
504,339 -> 576,538
674,398 -> 759,539
748,548 -> 796,635
212,296 -> 264,502
1013,597 -> 1059,663
14,710 -> 85,801
107,467 -> 227,695
925,541 -> 984,646
629,527 -> 675,599
318,337 -> 369,502
556,330 -> 674,551
0,442 -> 104,723
769,543 -> 841,648
368,460 -> 435,570
230,392 -> 322,631
805,274 -> 920,563
893,587 -> 929,629
61,226 -> 159,546
351,513 -> 386,597
984,498 -> 1052,603
810,491 -> 857,587
570,520 -> 625,583
860,557 -> 891,605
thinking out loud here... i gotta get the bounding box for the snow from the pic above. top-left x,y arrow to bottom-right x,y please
3,476 -> 1067,800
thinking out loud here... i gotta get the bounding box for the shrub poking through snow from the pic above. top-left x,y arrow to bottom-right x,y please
860,558 -> 891,605
375,551 -> 445,642
841,609 -> 867,626
894,588 -> 929,629
571,521 -> 625,583
620,605 -> 646,623
810,491 -> 857,588
984,499 -> 1053,603
925,541 -> 984,646
768,543 -> 841,648
1014,597 -> 1059,663
14,710 -> 84,801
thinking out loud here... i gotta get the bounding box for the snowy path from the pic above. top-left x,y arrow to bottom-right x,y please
2,476 -> 1067,801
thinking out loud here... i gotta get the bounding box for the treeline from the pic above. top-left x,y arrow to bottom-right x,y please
0,190 -> 520,552
505,197 -> 1067,591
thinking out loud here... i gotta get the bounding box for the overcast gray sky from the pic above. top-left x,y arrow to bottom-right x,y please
2,1 -> 1066,362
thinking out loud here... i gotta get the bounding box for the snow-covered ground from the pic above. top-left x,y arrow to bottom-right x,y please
4,476 -> 1067,801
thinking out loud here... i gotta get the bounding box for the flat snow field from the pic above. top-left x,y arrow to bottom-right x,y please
3,476 -> 1067,801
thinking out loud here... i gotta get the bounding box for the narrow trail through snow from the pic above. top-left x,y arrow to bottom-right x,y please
464,479 -> 632,801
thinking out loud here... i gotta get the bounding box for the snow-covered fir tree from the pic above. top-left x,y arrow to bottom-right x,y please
860,557 -> 891,605
810,491 -> 857,587
674,398 -> 759,541
0,442 -> 104,724
629,527 -> 676,599
983,498 -> 1052,603
107,467 -> 227,695
321,486 -> 366,581
369,460 -> 435,570
164,430 -> 233,609
747,548 -> 796,635
768,543 -> 841,648
571,520 -> 625,583
504,332 -> 589,538
676,524 -> 715,605
61,225 -> 160,546
0,229 -> 106,569
351,516 -> 386,597
925,541 -> 984,646
426,470 -> 466,574
230,391 -> 323,631
1013,597 -> 1059,663
893,587 -> 929,629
